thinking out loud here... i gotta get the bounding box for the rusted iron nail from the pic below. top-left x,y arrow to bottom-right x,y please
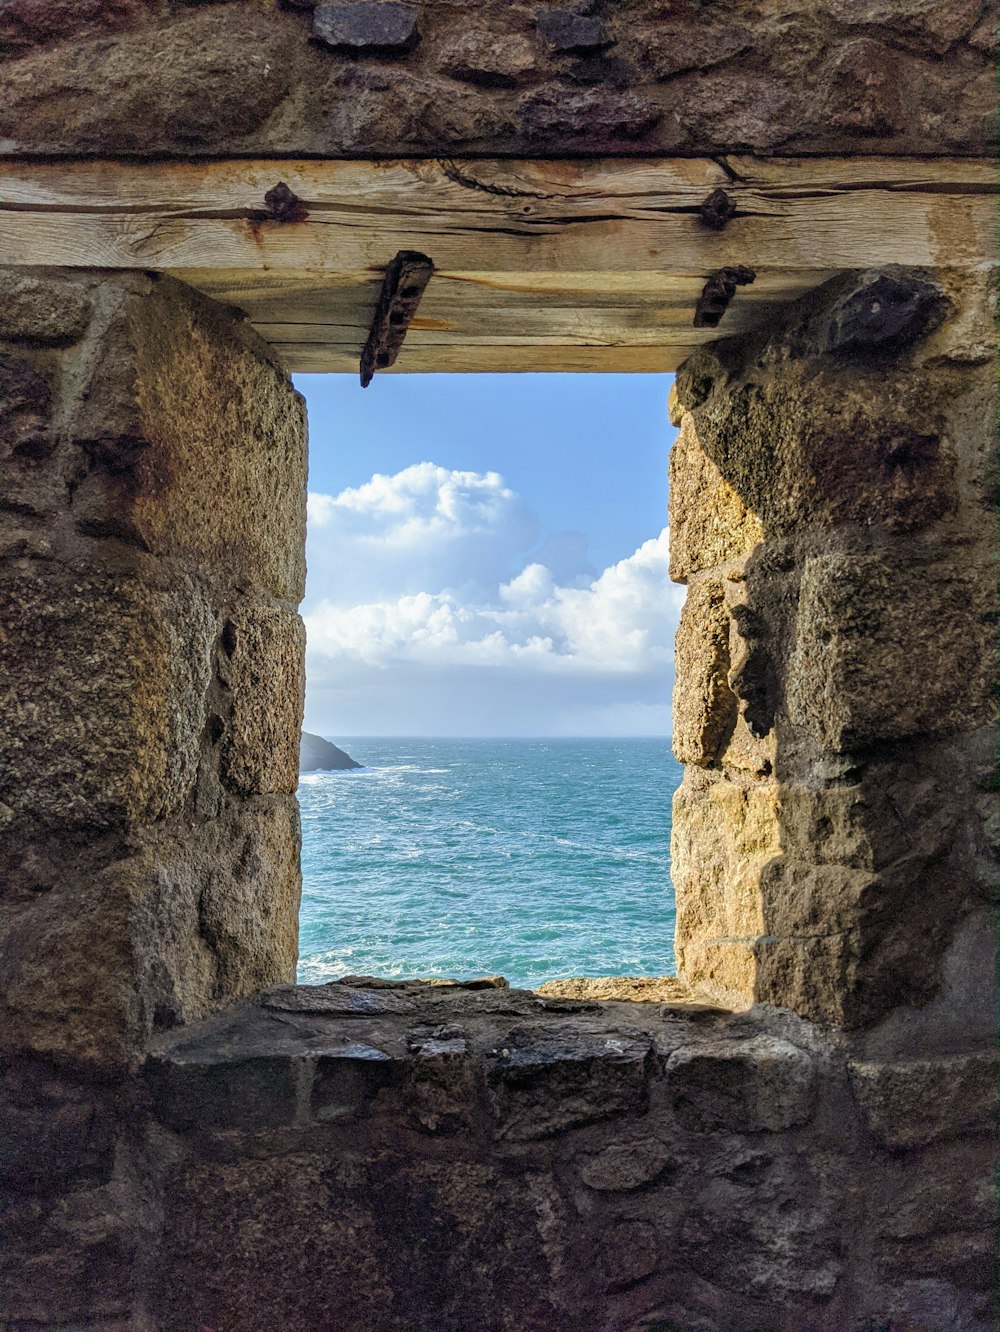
360,250 -> 434,387
263,182 -> 308,224
698,187 -> 737,231
693,265 -> 756,329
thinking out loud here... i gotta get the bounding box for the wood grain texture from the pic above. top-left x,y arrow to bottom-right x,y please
1,156 -> 993,373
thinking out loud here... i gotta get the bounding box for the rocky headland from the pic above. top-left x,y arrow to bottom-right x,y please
299,731 -> 361,773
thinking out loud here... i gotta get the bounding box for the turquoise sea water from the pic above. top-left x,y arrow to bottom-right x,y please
298,737 -> 681,990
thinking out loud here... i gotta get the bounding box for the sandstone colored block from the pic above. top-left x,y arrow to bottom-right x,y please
196,796 -> 302,999
848,1053 -> 996,1149
787,555 -> 995,751
668,412 -> 763,583
219,604 -> 306,796
667,1036 -> 817,1133
672,769 -> 778,1005
672,578 -> 737,767
0,567 -> 214,834
73,278 -> 307,602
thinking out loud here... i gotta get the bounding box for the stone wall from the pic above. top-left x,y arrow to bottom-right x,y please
669,267 -> 998,1032
0,0 -> 995,159
137,975 -> 997,1331
0,270 -> 307,1323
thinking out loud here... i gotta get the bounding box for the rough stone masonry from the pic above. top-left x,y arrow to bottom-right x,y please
0,2 -> 997,1330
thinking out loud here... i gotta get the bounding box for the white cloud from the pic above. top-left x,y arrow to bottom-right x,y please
303,465 -> 683,736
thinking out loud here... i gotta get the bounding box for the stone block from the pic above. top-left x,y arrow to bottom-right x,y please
196,796 -> 302,998
311,2 -> 419,54
680,346 -> 957,538
0,8 -> 295,155
487,1024 -> 652,1139
672,769 -> 778,1006
0,350 -> 52,459
311,1043 -> 405,1120
437,28 -> 537,87
668,411 -> 763,583
155,1154 -> 563,1331
580,1137 -> 677,1192
0,1059 -> 113,1189
402,1033 -> 476,1133
147,1048 -> 303,1132
72,278 -> 307,602
0,269 -> 93,344
681,1155 -> 844,1299
672,578 -> 737,767
597,1219 -> 658,1292
787,555 -> 995,751
517,86 -> 660,144
0,566 -> 215,833
848,1052 -> 996,1149
536,11 -> 608,54
219,603 -> 305,796
667,1036 -> 817,1133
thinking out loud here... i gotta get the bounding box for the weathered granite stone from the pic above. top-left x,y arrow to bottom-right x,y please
148,1048 -> 303,1132
668,411 -> 763,583
536,11 -> 607,54
517,86 -> 660,142
219,603 -> 306,796
264,984 -> 416,1016
667,1036 -> 817,1133
848,1053 -> 997,1149
0,9 -> 296,155
821,271 -> 949,356
580,1137 -> 677,1191
71,277 -> 307,602
488,1024 -> 652,1138
598,1218 -> 658,1291
311,2 -> 419,55
437,27 -> 537,87
672,578 -> 738,768
787,555 -> 994,750
0,271 -> 93,344
0,567 -> 215,832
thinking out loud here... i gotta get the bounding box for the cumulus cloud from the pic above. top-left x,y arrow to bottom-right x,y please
302,464 -> 682,736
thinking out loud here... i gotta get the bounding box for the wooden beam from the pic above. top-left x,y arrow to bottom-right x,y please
1,156 -> 992,373
0,157 -> 994,275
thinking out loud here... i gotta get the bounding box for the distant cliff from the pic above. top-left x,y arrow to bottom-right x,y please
299,732 -> 362,773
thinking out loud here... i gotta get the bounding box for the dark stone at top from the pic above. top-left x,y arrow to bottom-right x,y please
311,2 -> 420,55
823,272 -> 949,357
299,730 -> 362,772
536,10 -> 608,53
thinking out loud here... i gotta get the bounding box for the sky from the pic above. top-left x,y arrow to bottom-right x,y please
297,373 -> 683,738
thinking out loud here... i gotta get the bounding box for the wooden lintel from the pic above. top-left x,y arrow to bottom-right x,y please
1,156 -> 993,374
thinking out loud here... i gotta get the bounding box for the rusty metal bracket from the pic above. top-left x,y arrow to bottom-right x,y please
693,265 -> 756,329
360,250 -> 435,387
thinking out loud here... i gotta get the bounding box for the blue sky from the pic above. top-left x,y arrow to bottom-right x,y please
297,373 -> 682,738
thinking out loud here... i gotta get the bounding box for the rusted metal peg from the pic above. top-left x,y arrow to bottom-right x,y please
698,187 -> 737,231
693,265 -> 756,329
360,250 -> 435,387
263,182 -> 308,223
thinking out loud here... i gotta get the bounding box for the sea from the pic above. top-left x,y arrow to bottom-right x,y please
297,737 -> 682,991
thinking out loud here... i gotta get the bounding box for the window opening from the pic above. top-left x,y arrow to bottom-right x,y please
295,372 -> 683,990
